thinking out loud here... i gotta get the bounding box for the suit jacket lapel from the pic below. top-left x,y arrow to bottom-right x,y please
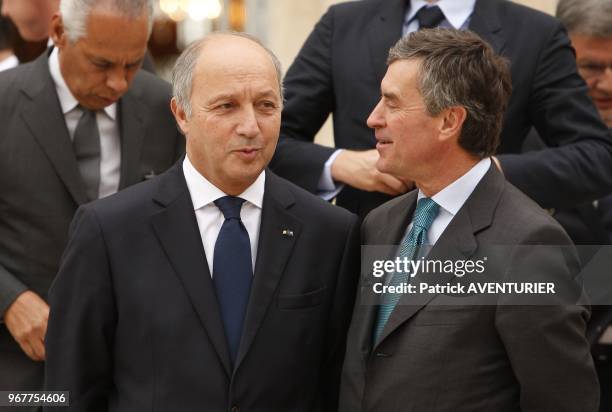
469,0 -> 506,55
20,51 -> 88,205
234,171 -> 301,370
374,165 -> 504,349
356,191 -> 418,354
150,164 -> 232,376
367,0 -> 407,85
117,90 -> 146,189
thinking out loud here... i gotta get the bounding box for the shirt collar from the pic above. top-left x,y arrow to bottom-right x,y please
182,155 -> 265,211
407,0 -> 476,29
418,157 -> 491,217
48,47 -> 117,120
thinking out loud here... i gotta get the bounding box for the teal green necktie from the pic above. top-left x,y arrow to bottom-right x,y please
373,197 -> 440,344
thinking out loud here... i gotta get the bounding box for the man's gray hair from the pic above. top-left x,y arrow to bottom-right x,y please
387,29 -> 511,157
172,32 -> 284,118
557,0 -> 612,37
60,0 -> 154,43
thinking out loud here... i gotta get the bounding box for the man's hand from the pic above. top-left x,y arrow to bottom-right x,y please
331,149 -> 413,195
3,291 -> 49,361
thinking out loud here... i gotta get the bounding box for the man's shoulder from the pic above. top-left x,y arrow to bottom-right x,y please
84,166 -> 177,225
484,0 -> 561,33
493,180 -> 572,244
0,59 -> 39,96
267,171 -> 357,227
364,190 -> 413,227
326,0 -> 385,20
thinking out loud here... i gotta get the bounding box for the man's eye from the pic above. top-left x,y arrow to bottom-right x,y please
259,101 -> 276,109
92,61 -> 109,69
582,64 -> 605,71
217,103 -> 234,110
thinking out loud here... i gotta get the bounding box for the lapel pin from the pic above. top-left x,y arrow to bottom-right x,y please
144,170 -> 156,180
282,229 -> 294,237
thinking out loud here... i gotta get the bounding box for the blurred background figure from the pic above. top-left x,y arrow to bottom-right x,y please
558,0 -> 612,129
0,9 -> 17,71
0,0 -> 59,42
556,1 -> 612,409
270,0 -> 612,223
0,0 -> 182,407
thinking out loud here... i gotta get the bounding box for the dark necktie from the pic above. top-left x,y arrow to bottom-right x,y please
213,196 -> 253,365
416,5 -> 445,29
73,108 -> 101,201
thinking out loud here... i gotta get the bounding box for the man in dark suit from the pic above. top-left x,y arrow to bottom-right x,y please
339,29 -> 598,411
270,0 -> 612,220
0,0 -> 182,400
44,32 -> 360,411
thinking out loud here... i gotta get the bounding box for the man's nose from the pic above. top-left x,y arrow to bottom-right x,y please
597,67 -> 612,93
106,68 -> 129,96
236,106 -> 260,138
367,100 -> 385,129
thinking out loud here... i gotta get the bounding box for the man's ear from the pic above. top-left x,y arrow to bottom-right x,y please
50,13 -> 66,48
439,106 -> 467,142
171,98 -> 189,136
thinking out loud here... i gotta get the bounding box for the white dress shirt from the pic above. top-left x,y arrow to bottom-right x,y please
406,157 -> 491,246
0,54 -> 18,72
182,156 -> 264,275
49,47 -> 121,199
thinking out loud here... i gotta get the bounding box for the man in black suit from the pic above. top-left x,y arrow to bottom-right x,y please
270,0 -> 612,220
0,0 -> 182,400
44,32 -> 360,411
339,29 -> 598,412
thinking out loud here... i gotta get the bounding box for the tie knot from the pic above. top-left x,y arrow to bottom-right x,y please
416,5 -> 445,29
79,106 -> 97,118
215,196 -> 245,220
413,197 -> 439,230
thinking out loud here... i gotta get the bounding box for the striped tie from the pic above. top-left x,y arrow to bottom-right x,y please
373,197 -> 440,344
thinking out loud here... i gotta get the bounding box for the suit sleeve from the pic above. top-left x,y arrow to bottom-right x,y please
0,265 -> 28,319
44,206 -> 116,412
269,8 -> 337,193
495,225 -> 599,412
498,21 -> 612,209
320,213 -> 360,411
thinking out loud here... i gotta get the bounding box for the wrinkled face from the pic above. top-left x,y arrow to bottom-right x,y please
172,37 -> 282,195
51,9 -> 148,110
572,34 -> 612,127
1,0 -> 57,41
367,59 -> 444,182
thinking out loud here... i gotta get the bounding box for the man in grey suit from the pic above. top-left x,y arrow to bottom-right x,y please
0,0 -> 182,399
339,29 -> 599,411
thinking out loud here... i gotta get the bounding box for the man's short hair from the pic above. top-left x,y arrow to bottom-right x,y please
388,28 -> 512,157
172,32 -> 284,118
557,0 -> 612,37
60,0 -> 154,43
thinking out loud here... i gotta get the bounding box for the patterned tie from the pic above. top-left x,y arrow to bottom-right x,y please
416,5 -> 446,29
213,196 -> 253,365
73,108 -> 101,201
373,197 -> 440,343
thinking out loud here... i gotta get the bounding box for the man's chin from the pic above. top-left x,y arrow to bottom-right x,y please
600,109 -> 612,128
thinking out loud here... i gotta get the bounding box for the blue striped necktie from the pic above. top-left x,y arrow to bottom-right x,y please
373,197 -> 440,344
